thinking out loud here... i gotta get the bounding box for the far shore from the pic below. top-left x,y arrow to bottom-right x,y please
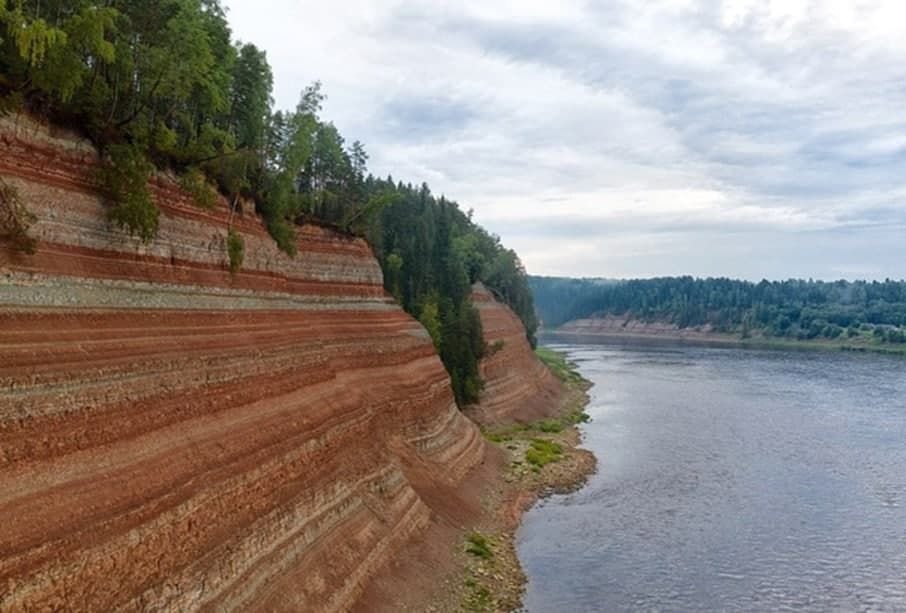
542,328 -> 906,356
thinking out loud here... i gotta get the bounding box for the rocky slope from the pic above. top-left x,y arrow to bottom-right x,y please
469,283 -> 562,425
0,115 -> 486,611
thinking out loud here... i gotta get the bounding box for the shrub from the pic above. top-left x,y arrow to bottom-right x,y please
98,145 -> 159,242
227,228 -> 244,274
465,532 -> 493,559
266,217 -> 296,256
537,419 -> 564,433
179,168 -> 218,209
525,438 -> 563,468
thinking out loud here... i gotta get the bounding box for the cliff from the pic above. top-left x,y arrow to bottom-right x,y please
0,116 -> 486,611
469,283 -> 563,425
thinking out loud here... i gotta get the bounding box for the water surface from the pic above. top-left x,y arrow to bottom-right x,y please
518,340 -> 906,611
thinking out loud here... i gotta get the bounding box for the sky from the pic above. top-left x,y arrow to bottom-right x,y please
222,0 -> 906,281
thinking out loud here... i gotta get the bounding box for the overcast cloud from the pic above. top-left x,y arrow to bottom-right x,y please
223,0 -> 906,280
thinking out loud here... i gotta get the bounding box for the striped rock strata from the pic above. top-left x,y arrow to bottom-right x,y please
470,283 -> 562,424
0,116 -> 485,611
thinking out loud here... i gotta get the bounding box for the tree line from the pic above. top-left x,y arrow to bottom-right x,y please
530,276 -> 906,344
0,0 -> 538,405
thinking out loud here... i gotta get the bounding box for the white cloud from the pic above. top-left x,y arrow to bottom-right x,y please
223,0 -> 906,281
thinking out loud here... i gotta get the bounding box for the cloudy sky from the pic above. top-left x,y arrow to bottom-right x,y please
223,0 -> 906,281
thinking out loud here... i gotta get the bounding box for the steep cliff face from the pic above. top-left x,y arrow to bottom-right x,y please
469,283 -> 562,425
0,116 -> 485,611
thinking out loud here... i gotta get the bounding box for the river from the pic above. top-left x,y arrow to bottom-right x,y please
518,340 -> 906,611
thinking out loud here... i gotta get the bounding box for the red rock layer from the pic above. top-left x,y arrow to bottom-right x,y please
0,116 -> 485,611
469,283 -> 562,425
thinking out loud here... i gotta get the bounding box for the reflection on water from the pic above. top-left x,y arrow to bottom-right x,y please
518,340 -> 906,612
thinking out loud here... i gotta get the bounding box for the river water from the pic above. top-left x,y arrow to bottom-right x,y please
518,340 -> 906,612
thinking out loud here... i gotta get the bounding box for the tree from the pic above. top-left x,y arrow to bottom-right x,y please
230,43 -> 272,152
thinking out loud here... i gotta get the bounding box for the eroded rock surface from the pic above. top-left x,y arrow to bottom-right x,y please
469,283 -> 562,425
0,116 -> 485,611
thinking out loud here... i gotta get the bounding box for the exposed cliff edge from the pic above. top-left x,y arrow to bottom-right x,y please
469,282 -> 563,425
0,116 -> 487,611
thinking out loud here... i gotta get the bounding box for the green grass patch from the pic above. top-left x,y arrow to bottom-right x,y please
465,532 -> 494,559
525,438 -> 563,468
483,431 -> 506,443
537,419 -> 564,433
535,346 -> 584,384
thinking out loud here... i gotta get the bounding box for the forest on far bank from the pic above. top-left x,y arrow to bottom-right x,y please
0,0 -> 536,405
530,276 -> 906,345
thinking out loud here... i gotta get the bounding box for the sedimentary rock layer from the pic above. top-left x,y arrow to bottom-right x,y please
470,283 -> 562,424
0,116 -> 484,611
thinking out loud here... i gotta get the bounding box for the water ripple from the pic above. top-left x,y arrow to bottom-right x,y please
519,343 -> 906,611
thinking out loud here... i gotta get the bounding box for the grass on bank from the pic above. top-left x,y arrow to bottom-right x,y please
465,532 -> 494,560
525,438 -> 563,468
462,532 -> 497,610
534,346 -> 585,384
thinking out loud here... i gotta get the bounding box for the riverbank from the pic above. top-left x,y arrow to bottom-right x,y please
456,349 -> 596,611
353,348 -> 596,612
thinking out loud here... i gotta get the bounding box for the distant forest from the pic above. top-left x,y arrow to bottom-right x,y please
0,0 -> 536,405
530,276 -> 906,344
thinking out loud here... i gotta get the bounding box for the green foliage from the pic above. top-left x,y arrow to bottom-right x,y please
363,179 -> 538,405
0,177 -> 37,254
465,532 -> 493,560
418,296 -> 442,350
266,216 -> 296,256
537,419 -> 564,433
230,43 -> 273,151
463,577 -> 492,611
2,7 -> 67,66
484,431 -> 507,443
384,251 -> 403,301
179,168 -> 217,209
227,228 -> 244,274
525,438 -> 563,468
98,144 -> 158,242
531,275 -> 906,345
